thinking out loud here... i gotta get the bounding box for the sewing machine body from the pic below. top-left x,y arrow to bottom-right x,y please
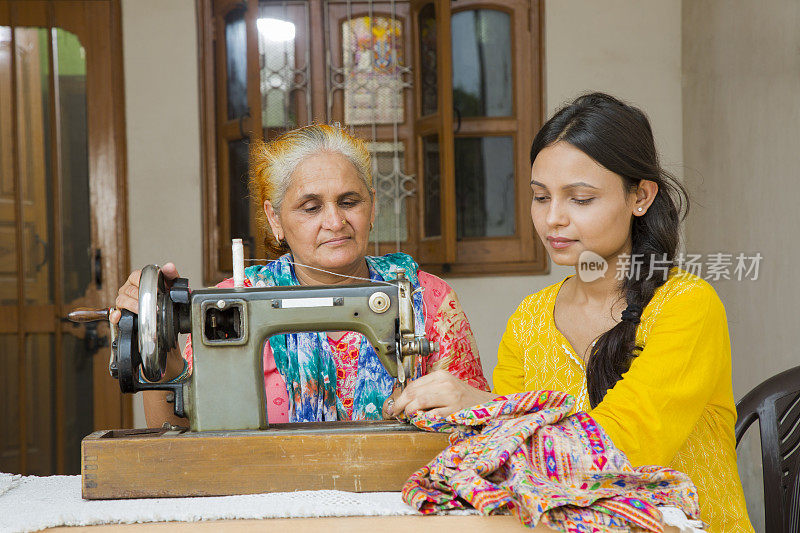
108,265 -> 434,432
76,264 -> 445,498
185,283 -> 404,431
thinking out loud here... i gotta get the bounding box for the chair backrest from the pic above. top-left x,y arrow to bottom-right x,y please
736,365 -> 800,533
790,460 -> 800,533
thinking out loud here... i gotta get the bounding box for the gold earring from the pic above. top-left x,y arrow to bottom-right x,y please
370,221 -> 374,230
341,218 -> 347,225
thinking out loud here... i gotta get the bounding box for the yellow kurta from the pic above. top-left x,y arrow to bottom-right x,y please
493,269 -> 753,532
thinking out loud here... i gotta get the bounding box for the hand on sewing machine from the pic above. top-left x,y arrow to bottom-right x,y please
109,262 -> 182,324
108,263 -> 184,392
383,370 -> 497,419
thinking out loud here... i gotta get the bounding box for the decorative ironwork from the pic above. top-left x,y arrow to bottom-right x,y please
324,1 -> 415,252
257,1 -> 312,133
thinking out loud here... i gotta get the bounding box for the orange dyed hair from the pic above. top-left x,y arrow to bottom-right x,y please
249,124 -> 373,258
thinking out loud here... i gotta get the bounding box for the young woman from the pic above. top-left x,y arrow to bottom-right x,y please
386,93 -> 754,532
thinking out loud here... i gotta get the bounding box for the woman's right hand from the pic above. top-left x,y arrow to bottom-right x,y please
109,262 -> 181,325
110,262 -> 187,384
382,370 -> 496,419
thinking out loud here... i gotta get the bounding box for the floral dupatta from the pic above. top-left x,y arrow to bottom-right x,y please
243,253 -> 425,422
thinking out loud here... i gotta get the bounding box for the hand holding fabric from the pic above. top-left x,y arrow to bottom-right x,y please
383,370 -> 497,419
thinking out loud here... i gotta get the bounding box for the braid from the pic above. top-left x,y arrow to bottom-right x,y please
587,189 -> 681,406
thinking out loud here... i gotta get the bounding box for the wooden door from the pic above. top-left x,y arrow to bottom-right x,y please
0,0 -> 129,475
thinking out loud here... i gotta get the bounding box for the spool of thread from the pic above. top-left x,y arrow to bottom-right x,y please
232,238 -> 244,288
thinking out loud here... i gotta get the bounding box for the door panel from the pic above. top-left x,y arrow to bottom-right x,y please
14,27 -> 52,306
60,332 -> 93,473
0,20 -> 16,306
0,333 -> 19,472
0,0 -> 128,475
24,333 -> 55,476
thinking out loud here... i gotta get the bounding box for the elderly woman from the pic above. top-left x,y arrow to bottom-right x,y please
111,124 -> 489,427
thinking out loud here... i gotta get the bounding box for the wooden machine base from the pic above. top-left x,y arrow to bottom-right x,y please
81,421 -> 450,499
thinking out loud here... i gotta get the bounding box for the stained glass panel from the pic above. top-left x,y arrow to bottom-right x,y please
342,16 -> 404,125
370,142 -> 410,243
257,1 -> 310,131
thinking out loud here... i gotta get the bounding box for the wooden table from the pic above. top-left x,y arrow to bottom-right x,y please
68,425 -> 685,531
48,515 -> 683,532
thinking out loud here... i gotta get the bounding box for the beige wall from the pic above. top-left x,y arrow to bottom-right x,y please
122,0 -> 203,284
121,0 -> 203,427
683,1 -> 800,529
683,0 -> 800,404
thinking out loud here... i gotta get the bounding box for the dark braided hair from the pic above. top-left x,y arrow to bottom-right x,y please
530,92 -> 690,408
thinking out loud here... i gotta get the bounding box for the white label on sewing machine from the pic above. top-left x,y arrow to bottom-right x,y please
280,297 -> 335,308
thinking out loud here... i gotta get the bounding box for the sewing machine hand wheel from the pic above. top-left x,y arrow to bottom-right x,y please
115,265 -> 190,404
138,264 -> 175,382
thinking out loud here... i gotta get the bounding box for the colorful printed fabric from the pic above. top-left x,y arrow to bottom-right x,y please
402,391 -> 700,532
243,252 -> 425,422
329,331 -> 362,419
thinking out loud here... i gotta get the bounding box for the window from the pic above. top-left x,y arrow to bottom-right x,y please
198,0 -> 545,283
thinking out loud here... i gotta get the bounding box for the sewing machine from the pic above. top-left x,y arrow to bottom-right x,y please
72,259 -> 449,499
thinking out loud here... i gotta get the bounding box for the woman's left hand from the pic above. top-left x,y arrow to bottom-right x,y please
382,370 -> 496,419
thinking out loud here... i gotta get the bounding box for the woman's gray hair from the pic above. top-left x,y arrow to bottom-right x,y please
253,124 -> 373,213
250,124 -> 373,256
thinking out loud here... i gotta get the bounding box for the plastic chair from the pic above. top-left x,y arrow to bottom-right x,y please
735,365 -> 800,533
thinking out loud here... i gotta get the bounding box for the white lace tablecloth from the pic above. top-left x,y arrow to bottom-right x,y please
0,472 -> 704,533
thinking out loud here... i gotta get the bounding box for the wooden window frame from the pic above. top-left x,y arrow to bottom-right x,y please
197,0 -> 547,284
411,0 -> 547,276
410,0 -> 455,266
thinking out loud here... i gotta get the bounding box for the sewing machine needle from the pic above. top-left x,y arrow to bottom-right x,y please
396,355 -> 406,390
